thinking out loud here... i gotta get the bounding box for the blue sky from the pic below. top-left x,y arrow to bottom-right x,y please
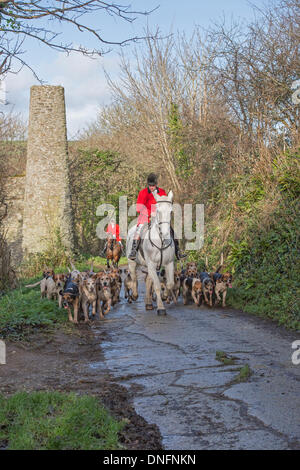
3,0 -> 264,138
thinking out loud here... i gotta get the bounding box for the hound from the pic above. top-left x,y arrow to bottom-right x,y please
81,276 -> 97,320
182,276 -> 202,306
173,270 -> 181,302
108,268 -> 122,305
213,270 -> 233,307
60,274 -> 81,324
199,272 -> 214,307
96,272 -> 113,319
53,273 -> 66,308
25,267 -> 55,299
124,270 -> 135,303
185,262 -> 198,278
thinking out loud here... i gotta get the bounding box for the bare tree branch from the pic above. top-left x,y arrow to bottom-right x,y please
0,1 -> 159,78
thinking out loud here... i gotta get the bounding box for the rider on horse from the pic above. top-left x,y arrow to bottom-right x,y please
106,217 -> 122,244
102,216 -> 122,255
128,173 -> 186,261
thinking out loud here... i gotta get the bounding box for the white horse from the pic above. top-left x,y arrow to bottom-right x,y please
126,190 -> 175,315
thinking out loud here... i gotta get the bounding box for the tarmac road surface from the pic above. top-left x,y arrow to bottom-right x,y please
90,271 -> 300,450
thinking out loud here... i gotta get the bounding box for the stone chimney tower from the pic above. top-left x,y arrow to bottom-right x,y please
22,86 -> 74,255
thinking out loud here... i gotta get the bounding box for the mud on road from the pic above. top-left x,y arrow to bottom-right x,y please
0,327 -> 162,450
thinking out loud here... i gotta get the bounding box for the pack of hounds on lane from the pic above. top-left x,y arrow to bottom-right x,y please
25,257 -> 233,324
25,263 -> 123,324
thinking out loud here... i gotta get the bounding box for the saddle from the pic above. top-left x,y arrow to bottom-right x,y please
136,223 -> 150,259
107,237 -> 116,249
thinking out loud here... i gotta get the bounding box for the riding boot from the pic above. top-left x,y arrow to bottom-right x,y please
174,238 -> 187,260
170,226 -> 187,260
128,239 -> 139,260
101,241 -> 107,257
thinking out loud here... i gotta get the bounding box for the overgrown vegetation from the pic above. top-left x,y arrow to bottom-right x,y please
203,149 -> 300,329
0,115 -> 26,291
68,145 -> 145,254
20,228 -> 72,279
1,0 -> 298,330
77,0 -> 298,329
0,232 -> 17,292
0,279 -> 67,341
0,391 -> 124,450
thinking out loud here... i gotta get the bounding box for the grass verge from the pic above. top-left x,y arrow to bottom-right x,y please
0,391 -> 124,450
0,284 -> 67,341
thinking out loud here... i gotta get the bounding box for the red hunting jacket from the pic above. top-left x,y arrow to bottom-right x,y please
136,187 -> 167,225
106,223 -> 121,241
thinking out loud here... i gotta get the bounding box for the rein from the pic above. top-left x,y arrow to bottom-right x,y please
148,201 -> 173,271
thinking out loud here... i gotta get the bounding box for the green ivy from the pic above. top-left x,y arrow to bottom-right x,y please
168,102 -> 193,179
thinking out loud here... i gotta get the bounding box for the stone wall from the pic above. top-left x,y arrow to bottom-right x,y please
2,176 -> 25,266
22,86 -> 74,256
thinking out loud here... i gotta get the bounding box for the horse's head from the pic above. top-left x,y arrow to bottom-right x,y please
154,190 -> 173,240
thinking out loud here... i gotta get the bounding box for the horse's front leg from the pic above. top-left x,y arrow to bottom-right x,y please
164,262 -> 175,303
145,275 -> 154,310
128,260 -> 138,300
148,263 -> 166,315
113,246 -> 121,267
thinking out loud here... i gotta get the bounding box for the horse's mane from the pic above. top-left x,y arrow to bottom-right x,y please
156,195 -> 171,202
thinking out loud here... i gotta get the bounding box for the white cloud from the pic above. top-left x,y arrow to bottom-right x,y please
5,67 -> 36,117
4,51 -> 120,138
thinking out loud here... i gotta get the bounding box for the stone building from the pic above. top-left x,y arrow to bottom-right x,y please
2,85 -> 74,266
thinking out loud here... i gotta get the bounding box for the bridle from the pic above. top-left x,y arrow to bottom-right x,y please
107,236 -> 116,247
148,200 -> 173,270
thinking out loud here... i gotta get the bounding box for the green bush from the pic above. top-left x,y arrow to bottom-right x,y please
227,200 -> 300,329
193,149 -> 300,330
272,149 -> 300,198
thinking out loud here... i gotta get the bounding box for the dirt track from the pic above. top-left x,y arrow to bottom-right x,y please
0,327 -> 162,450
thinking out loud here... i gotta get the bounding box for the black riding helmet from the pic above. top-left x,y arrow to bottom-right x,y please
147,173 -> 158,186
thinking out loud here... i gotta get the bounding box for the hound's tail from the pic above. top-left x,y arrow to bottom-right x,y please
215,252 -> 224,273
25,280 -> 42,288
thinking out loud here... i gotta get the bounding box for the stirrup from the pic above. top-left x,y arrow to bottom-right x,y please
176,250 -> 187,260
128,240 -> 138,260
